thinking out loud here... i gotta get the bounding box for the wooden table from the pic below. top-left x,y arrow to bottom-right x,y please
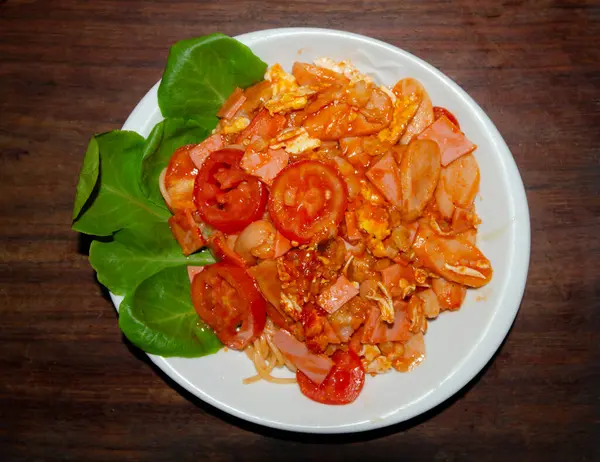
1,1 -> 598,460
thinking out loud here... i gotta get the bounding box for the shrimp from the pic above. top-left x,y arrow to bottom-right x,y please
400,140 -> 441,222
303,84 -> 393,140
234,220 -> 277,265
434,153 -> 480,219
412,222 -> 492,288
395,79 -> 434,145
162,144 -> 198,211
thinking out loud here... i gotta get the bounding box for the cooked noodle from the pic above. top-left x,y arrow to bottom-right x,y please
243,319 -> 296,385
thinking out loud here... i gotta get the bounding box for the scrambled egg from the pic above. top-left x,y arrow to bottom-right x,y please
265,86 -> 316,115
355,203 -> 390,240
361,344 -> 381,362
280,292 -> 303,321
360,179 -> 387,205
220,116 -> 250,134
378,90 -> 421,144
366,355 -> 393,375
265,63 -> 298,96
314,57 -> 373,85
270,127 -> 321,155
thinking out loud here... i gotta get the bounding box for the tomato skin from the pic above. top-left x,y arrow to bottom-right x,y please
433,106 -> 460,129
191,262 -> 266,350
297,349 -> 365,405
194,149 -> 268,234
269,160 -> 348,244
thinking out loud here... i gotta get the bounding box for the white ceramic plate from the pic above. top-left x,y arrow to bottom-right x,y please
114,28 -> 530,433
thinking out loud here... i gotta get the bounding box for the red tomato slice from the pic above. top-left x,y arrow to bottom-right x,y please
269,160 -> 347,244
191,262 -> 266,349
297,349 -> 365,405
433,106 -> 460,129
194,148 -> 268,234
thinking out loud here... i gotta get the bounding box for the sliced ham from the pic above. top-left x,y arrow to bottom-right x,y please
417,116 -> 476,167
187,266 -> 205,284
316,275 -> 359,314
361,301 -> 411,344
240,148 -> 289,185
272,329 -> 334,385
189,134 -> 225,170
247,259 -> 281,309
217,88 -> 246,119
345,211 -> 361,241
366,153 -> 403,207
380,264 -> 415,292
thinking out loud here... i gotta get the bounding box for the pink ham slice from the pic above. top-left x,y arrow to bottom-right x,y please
366,153 -> 403,207
380,264 -> 416,292
316,275 -> 359,314
240,148 -> 289,185
189,134 -> 225,170
187,266 -> 205,284
417,116 -> 476,167
272,329 -> 334,385
247,260 -> 281,309
361,301 -> 412,344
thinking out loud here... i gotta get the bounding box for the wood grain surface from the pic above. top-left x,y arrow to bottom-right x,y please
1,1 -> 598,460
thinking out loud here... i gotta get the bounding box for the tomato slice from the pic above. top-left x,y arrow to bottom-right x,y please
269,160 -> 347,244
191,262 -> 266,349
194,148 -> 268,234
433,106 -> 460,129
297,349 -> 365,405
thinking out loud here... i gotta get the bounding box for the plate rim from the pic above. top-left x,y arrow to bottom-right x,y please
116,27 -> 531,434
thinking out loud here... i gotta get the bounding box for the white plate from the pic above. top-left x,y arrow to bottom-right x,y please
114,28 -> 530,433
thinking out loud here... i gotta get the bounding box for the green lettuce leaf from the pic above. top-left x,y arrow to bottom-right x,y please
72,131 -> 170,236
140,117 -> 218,207
158,33 -> 267,120
90,222 -> 215,296
72,137 -> 100,220
119,265 -> 222,357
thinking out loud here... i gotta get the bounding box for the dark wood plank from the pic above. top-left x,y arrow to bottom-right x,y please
0,0 -> 598,460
